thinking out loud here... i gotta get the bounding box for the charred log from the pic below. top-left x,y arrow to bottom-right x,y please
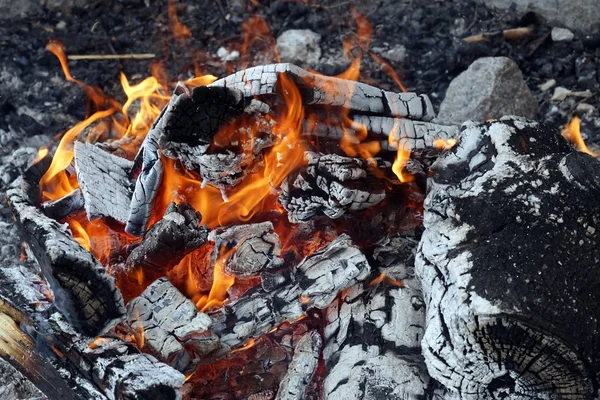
210,63 -> 436,121
208,221 -> 284,278
275,330 -> 322,400
74,141 -> 134,224
8,185 -> 125,336
212,234 -> 371,355
417,117 -> 600,398
127,278 -> 219,372
279,152 -> 388,222
125,202 -> 208,272
322,236 -> 430,399
40,188 -> 85,221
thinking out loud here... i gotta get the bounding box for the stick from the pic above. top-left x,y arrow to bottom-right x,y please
462,27 -> 533,43
67,54 -> 156,60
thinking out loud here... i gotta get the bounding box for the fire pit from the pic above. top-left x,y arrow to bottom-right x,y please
2,1 -> 600,400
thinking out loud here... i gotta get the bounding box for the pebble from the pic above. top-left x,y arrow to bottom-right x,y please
56,20 -> 67,30
576,103 -> 596,114
276,29 -> 321,67
537,79 -> 556,91
551,27 -> 575,42
216,47 -> 240,62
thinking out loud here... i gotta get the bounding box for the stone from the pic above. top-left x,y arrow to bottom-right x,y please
276,29 -> 322,67
383,45 -> 407,64
551,27 -> 575,42
537,79 -> 556,91
436,57 -> 538,125
478,0 -> 600,34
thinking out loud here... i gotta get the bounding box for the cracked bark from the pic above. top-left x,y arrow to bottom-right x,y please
417,117 -> 600,398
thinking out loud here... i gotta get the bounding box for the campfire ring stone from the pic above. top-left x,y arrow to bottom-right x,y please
416,116 -> 600,398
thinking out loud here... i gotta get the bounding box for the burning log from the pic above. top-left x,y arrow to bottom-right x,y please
212,234 -> 371,354
208,221 -> 284,277
74,141 -> 134,224
125,202 -> 208,272
41,188 -> 85,220
126,278 -> 219,372
417,117 -> 600,398
279,152 -> 388,222
322,236 -> 430,399
210,63 -> 436,122
275,330 -> 322,400
8,182 -> 125,336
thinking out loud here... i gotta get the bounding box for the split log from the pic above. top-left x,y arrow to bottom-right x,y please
212,234 -> 371,355
208,221 -> 284,277
279,152 -> 388,223
127,278 -> 219,372
210,63 -> 436,122
275,330 -> 322,400
416,116 -> 600,398
125,202 -> 208,272
0,265 -> 185,400
8,184 -> 125,336
41,188 -> 85,221
74,141 -> 133,224
322,236 -> 430,399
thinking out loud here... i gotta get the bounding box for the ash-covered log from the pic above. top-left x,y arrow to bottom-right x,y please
279,152 -> 388,222
212,233 -> 371,355
417,116 -> 600,398
127,278 -> 219,372
322,236 -> 430,399
74,141 -> 133,224
275,330 -> 322,400
8,182 -> 125,336
210,63 -> 436,121
208,221 -> 284,278
125,202 -> 208,272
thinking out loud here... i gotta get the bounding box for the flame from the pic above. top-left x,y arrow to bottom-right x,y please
433,138 -> 457,150
230,338 -> 255,354
562,116 -> 598,156
392,145 -> 414,183
168,0 -> 191,41
88,337 -> 110,349
34,147 -> 49,164
196,248 -> 236,312
369,272 -> 404,287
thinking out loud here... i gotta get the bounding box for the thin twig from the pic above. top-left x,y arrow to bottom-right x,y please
67,54 -> 156,60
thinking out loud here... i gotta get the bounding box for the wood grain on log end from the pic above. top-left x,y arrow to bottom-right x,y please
417,116 -> 600,398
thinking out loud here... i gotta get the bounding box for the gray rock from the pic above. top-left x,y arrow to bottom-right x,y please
0,0 -> 39,20
384,45 -> 407,64
478,0 -> 600,34
276,29 -> 322,67
436,57 -> 538,126
551,27 -> 575,42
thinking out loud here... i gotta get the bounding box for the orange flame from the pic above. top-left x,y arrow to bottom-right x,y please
168,0 -> 192,41
392,145 -> 413,183
562,116 -> 598,157
433,138 -> 457,151
231,338 -> 255,354
369,273 -> 404,287
196,248 -> 236,312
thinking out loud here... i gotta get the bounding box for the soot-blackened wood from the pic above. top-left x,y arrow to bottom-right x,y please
74,141 -> 133,224
212,234 -> 371,355
275,330 -> 322,400
127,278 -> 219,372
125,202 -> 208,272
416,116 -> 600,398
210,63 -> 436,122
322,236 -> 429,399
41,188 -> 85,220
7,186 -> 125,336
158,85 -> 274,192
208,221 -> 284,277
279,152 -> 388,223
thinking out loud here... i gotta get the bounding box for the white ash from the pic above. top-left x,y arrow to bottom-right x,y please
275,330 -> 322,400
276,29 -> 322,67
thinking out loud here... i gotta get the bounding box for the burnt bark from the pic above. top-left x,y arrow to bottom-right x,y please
8,183 -> 125,336
125,202 -> 208,272
41,188 -> 85,221
417,116 -> 600,398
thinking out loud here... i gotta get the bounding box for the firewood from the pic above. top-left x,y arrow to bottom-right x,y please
125,202 -> 208,272
212,234 -> 371,355
322,236 -> 429,399
275,330 -> 321,400
41,188 -> 85,220
417,116 -> 600,398
74,141 -> 134,224
208,221 -> 284,277
127,278 -> 219,372
279,152 -> 388,223
210,63 -> 436,122
8,185 -> 125,336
